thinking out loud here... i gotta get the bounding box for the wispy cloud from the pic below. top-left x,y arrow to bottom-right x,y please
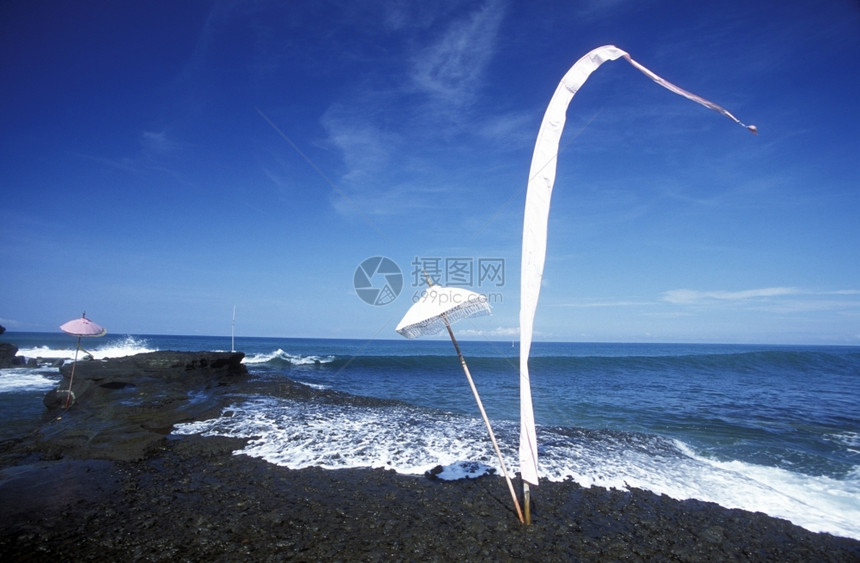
458,325 -> 519,338
0,317 -> 22,328
74,129 -> 187,179
561,299 -> 656,308
573,0 -> 638,21
662,287 -> 800,305
661,287 -> 860,315
476,111 -> 538,148
316,1 -> 510,222
320,103 -> 399,185
140,130 -> 177,154
410,0 -> 506,105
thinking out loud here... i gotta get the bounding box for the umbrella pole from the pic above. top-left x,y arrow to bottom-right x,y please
64,337 -> 80,408
524,482 -> 531,525
443,317 -> 525,524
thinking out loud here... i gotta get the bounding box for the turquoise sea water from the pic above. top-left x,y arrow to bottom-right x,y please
1,332 -> 858,539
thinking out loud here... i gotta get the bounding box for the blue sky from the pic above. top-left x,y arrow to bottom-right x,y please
2,0 -> 858,344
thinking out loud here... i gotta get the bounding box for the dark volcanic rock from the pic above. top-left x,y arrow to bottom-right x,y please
36,351 -> 247,461
0,342 -> 20,368
1,438 -> 858,561
55,350 -> 246,381
0,348 -> 857,560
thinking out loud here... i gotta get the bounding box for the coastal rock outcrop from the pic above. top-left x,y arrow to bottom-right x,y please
37,351 -> 248,461
0,342 -> 21,368
46,350 -> 247,405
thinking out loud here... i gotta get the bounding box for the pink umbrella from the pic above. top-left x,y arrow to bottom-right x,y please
59,312 -> 107,407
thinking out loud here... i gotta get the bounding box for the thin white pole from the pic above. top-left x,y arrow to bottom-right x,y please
64,337 -> 80,408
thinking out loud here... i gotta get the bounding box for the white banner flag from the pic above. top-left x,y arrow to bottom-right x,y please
520,45 -> 755,486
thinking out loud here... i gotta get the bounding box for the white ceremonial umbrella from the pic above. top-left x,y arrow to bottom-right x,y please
59,312 -> 107,407
396,284 -> 524,524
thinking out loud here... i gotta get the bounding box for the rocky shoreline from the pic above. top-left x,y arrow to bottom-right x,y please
1,352 -> 859,560
36,351 -> 248,462
0,341 -> 25,369
2,435 -> 859,561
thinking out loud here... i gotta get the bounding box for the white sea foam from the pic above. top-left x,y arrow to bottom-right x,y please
16,335 -> 155,362
173,396 -> 505,477
535,428 -> 860,540
87,335 -> 156,359
0,368 -> 58,393
825,430 -> 860,452
669,442 -> 860,540
242,348 -> 335,366
15,345 -> 75,360
174,398 -> 860,541
294,381 -> 329,390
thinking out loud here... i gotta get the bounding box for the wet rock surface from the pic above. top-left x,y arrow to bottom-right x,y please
38,351 -> 248,461
0,351 -> 858,561
0,342 -> 22,368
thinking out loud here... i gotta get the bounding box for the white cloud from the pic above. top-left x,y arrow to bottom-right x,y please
476,111 -> 537,148
141,130 -> 175,154
561,299 -> 656,308
410,0 -> 505,105
660,287 -> 860,317
320,103 -> 397,184
662,287 -> 800,305
457,325 -> 518,338
0,317 -> 22,328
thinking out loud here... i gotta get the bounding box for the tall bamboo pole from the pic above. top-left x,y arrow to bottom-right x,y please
443,314 -> 524,524
64,337 -> 80,408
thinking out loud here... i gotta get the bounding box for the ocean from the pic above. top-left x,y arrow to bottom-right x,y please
1,332 -> 858,540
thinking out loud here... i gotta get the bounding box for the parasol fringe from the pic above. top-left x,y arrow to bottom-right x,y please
398,302 -> 490,338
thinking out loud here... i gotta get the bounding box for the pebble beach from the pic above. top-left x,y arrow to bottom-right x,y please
2,434 -> 859,561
